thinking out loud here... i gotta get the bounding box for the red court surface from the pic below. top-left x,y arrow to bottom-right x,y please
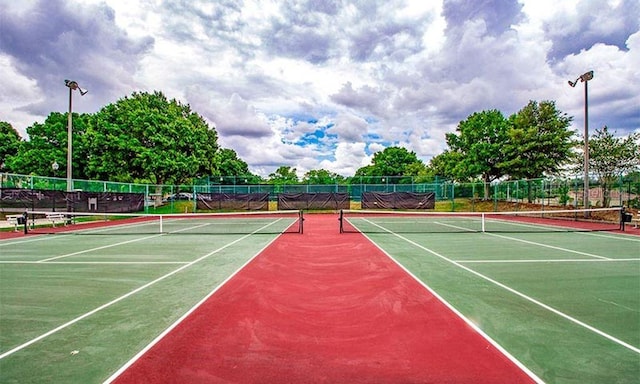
112,214 -> 537,383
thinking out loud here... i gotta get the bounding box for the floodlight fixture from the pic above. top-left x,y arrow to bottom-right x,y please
568,70 -> 594,87
65,79 -> 88,95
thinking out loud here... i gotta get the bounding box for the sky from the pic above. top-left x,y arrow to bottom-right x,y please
1,0 -> 638,178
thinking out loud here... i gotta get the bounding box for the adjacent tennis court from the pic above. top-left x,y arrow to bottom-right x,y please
0,210 -> 638,383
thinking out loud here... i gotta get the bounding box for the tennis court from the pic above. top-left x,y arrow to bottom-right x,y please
0,210 -> 638,383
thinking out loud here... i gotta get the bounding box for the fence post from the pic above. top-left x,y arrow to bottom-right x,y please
451,183 -> 455,212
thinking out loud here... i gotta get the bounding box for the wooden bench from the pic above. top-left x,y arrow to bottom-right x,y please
46,213 -> 68,227
632,214 -> 640,229
6,214 -> 23,231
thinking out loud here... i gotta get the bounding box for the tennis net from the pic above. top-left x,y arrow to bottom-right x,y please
339,207 -> 625,234
22,210 -> 304,235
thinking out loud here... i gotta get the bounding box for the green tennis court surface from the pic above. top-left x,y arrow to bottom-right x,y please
345,213 -> 639,383
0,212 -> 638,383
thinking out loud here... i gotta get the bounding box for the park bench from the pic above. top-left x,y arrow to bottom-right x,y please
46,212 -> 68,227
6,214 -> 23,231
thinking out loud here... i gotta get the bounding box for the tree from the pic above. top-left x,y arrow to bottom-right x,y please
5,112 -> 91,178
211,148 -> 263,184
354,146 -> 426,183
503,100 -> 574,202
445,110 -> 510,198
214,148 -> 250,177
622,171 -> 640,208
0,121 -> 23,172
426,150 -> 464,181
268,166 -> 299,185
303,169 -> 344,184
85,91 -> 218,185
504,100 -> 574,179
587,126 -> 640,207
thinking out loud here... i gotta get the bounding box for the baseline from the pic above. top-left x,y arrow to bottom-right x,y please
457,258 -> 640,264
0,261 -> 189,265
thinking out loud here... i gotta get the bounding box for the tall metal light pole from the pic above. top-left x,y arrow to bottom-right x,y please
52,161 -> 59,211
64,80 -> 87,192
568,70 -> 593,216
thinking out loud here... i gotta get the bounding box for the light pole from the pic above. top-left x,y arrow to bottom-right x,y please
64,79 -> 87,192
568,70 -> 593,216
51,161 -> 59,212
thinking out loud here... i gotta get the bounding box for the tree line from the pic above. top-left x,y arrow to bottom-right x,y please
1,91 -> 638,202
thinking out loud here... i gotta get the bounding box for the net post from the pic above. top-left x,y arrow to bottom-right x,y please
22,211 -> 28,235
159,215 -> 163,233
481,213 -> 486,232
299,210 -> 304,234
620,206 -> 630,231
339,210 -> 344,233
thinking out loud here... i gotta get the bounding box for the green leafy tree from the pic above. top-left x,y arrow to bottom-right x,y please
503,100 -> 574,202
303,169 -> 344,184
622,171 -> 640,208
85,91 -> 218,185
215,148 -> 250,177
354,146 -> 426,184
587,126 -> 640,207
0,121 -> 23,172
352,165 -> 374,180
5,112 -> 91,178
426,150 -> 464,181
211,148 -> 263,185
445,110 -> 510,198
404,161 -> 430,183
268,166 -> 299,185
504,100 -> 574,179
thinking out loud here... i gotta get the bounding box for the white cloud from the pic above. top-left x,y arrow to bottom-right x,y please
326,113 -> 369,142
1,0 -> 637,178
320,142 -> 371,177
210,94 -> 272,139
0,54 -> 45,136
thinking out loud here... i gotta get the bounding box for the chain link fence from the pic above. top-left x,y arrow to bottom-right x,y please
2,172 -> 638,213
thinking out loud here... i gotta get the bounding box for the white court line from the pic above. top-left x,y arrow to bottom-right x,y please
433,221 -> 613,260
457,258 -> 640,264
62,218 -> 165,235
37,222 -> 213,263
37,234 -> 163,262
0,234 -> 72,247
486,232 -> 612,260
433,221 -> 476,232
0,217 -> 163,245
361,218 -> 640,355
485,215 -> 626,234
0,219 -> 283,361
580,231 -> 640,242
0,216 -> 187,248
0,261 -> 189,265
